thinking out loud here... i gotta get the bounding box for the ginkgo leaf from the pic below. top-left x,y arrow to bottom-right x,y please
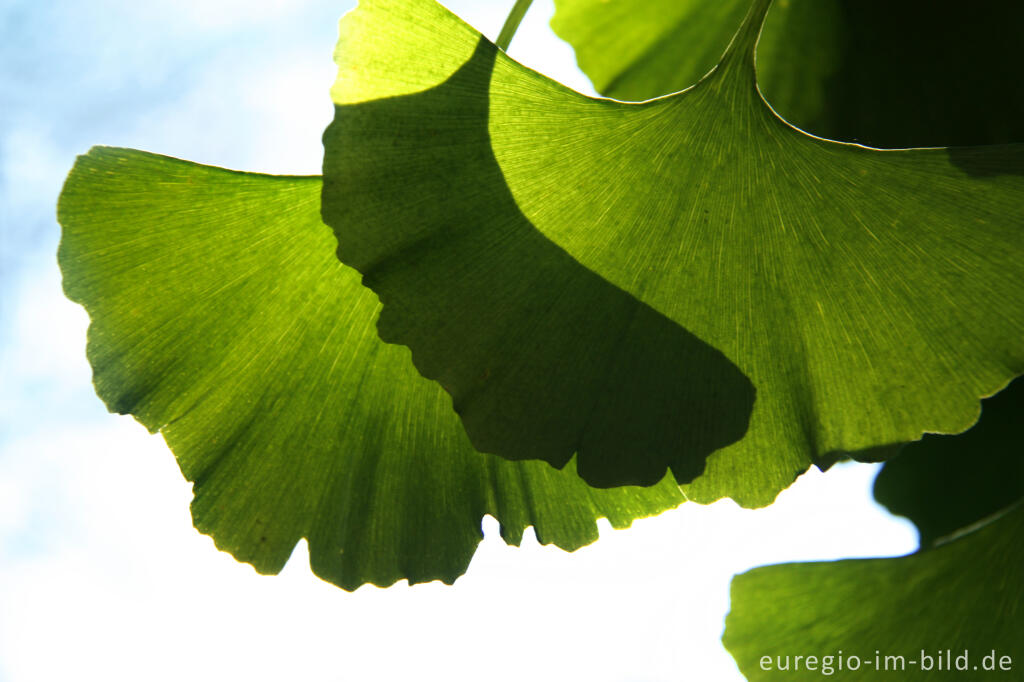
549,0 -> 751,103
873,376 -> 1024,547
551,0 -> 1024,147
321,0 -> 1024,505
57,147 -> 685,591
723,502 -> 1024,681
725,364 -> 1024,679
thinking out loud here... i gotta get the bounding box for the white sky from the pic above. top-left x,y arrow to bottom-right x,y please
0,1 -> 917,680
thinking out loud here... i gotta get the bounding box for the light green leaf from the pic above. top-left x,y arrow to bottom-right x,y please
551,0 -> 1024,147
322,0 -> 1024,504
57,147 -> 684,590
873,376 -> 1024,548
548,0 -> 751,102
723,503 -> 1024,680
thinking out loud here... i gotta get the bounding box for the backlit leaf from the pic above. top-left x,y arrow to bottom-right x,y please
322,0 -> 1024,504
57,147 -> 684,590
723,503 -> 1024,680
873,376 -> 1024,547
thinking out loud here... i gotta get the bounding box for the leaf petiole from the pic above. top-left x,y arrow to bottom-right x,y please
495,0 -> 534,51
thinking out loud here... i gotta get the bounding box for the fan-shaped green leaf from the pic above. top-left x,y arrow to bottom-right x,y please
322,0 -> 1024,504
874,377 -> 1024,547
723,503 -> 1024,680
57,147 -> 684,590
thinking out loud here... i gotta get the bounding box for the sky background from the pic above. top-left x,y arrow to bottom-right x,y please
0,1 -> 917,680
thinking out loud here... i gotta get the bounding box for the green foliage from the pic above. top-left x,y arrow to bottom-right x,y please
57,147 -> 683,589
551,0 -> 1024,147
550,0 -> 750,102
322,0 -> 1024,504
56,1 -> 1023,674
724,503 -> 1024,681
547,0 -> 1022,674
872,376 -> 1024,548
724,387 -> 1024,679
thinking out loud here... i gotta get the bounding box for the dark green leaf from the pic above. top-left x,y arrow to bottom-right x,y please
551,0 -> 1024,147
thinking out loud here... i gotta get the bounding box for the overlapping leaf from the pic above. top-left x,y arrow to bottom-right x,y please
57,147 -> 684,590
725,375 -> 1024,680
551,0 -> 1024,147
723,502 -> 1024,680
549,0 -> 751,102
322,0 -> 1024,504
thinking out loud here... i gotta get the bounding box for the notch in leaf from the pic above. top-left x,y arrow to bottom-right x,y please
873,376 -> 1024,548
57,147 -> 686,591
723,378 -> 1024,680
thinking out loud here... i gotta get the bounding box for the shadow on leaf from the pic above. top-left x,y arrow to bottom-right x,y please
946,145 -> 1024,178
322,38 -> 756,488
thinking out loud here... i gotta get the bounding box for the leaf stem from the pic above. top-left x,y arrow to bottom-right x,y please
715,0 -> 774,81
495,0 -> 535,52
